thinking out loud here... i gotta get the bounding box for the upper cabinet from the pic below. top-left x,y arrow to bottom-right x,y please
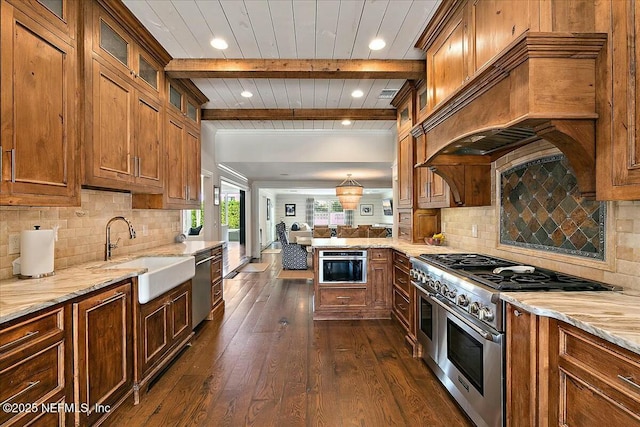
83,1 -> 168,193
133,79 -> 206,210
0,0 -> 80,206
596,0 -> 640,200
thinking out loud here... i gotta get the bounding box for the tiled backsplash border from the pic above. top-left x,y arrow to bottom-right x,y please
499,155 -> 606,260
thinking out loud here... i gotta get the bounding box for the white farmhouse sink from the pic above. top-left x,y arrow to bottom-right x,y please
108,256 -> 195,304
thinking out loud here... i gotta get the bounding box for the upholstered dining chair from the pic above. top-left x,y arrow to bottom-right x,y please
275,222 -> 308,270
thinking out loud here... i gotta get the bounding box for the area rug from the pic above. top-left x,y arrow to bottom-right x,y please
261,248 -> 282,254
276,270 -> 314,280
240,263 -> 270,273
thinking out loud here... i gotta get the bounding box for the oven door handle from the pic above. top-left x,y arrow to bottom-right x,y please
430,295 -> 499,343
319,257 -> 367,261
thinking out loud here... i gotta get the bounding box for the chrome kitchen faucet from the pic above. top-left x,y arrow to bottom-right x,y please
105,216 -> 136,260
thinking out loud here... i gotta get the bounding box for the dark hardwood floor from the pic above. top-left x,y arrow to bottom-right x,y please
105,252 -> 472,427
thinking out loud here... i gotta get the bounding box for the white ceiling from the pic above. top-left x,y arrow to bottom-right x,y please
124,0 -> 441,186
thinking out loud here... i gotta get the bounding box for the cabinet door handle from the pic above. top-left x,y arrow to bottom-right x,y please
214,291 -> 222,297
99,291 -> 124,306
618,375 -> 640,390
0,145 -> 3,181
10,148 -> 16,182
0,381 -> 40,405
336,296 -> 351,299
137,157 -> 142,177
514,310 -> 522,317
0,330 -> 39,352
397,303 -> 406,310
397,278 -> 407,285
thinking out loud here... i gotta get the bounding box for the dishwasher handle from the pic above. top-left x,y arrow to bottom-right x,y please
195,255 -> 216,266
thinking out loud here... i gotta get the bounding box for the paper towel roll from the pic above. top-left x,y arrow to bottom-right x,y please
20,228 -> 55,278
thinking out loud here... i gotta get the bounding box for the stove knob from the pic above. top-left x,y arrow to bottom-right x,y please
479,307 -> 494,322
469,302 -> 481,316
410,269 -> 418,279
433,281 -> 441,292
420,274 -> 428,284
440,284 -> 449,295
447,289 -> 457,299
456,294 -> 469,307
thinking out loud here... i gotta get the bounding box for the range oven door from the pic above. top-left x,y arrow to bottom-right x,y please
413,282 -> 438,364
434,296 -> 503,427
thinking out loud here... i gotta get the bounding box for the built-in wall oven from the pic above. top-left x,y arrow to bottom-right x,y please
318,250 -> 367,284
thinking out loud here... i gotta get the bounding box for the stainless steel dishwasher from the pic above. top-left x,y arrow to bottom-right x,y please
192,251 -> 214,328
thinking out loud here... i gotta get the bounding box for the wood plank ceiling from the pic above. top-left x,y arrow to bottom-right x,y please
123,0 -> 441,130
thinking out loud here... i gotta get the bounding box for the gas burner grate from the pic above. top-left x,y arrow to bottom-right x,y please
510,273 -> 551,283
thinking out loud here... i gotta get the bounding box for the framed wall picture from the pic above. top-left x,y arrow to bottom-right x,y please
214,185 -> 220,205
360,204 -> 373,216
266,198 -> 271,220
285,203 -> 296,216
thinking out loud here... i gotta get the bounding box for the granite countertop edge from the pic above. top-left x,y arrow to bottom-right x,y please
500,292 -> 640,356
0,241 -> 225,325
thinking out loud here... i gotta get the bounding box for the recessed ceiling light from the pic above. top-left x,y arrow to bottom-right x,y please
369,38 -> 386,50
210,38 -> 228,50
341,119 -> 352,126
351,89 -> 364,98
241,91 -> 253,98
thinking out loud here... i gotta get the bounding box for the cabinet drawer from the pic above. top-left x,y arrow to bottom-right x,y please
393,266 -> 410,294
393,251 -> 410,271
0,342 -> 64,425
559,324 -> 640,402
398,211 -> 412,225
398,226 -> 412,241
318,288 -> 367,307
212,281 -> 223,306
211,259 -> 223,282
369,249 -> 389,261
392,288 -> 410,328
0,308 -> 64,356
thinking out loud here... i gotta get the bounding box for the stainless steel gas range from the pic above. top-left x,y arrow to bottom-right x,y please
410,253 -> 621,427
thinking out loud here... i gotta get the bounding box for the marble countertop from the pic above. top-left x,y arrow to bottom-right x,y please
501,291 -> 640,355
311,237 -> 460,257
0,241 -> 224,325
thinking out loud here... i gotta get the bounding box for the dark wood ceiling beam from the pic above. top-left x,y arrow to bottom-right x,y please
166,59 -> 425,79
202,108 -> 396,121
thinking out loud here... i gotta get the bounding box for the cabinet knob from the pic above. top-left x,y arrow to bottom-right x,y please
514,309 -> 522,317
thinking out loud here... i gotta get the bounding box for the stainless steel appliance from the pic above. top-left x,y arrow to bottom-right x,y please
318,250 -> 367,284
192,251 -> 216,328
410,253 -> 621,427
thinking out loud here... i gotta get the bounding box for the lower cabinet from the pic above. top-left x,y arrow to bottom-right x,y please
391,250 -> 417,354
313,248 -> 391,320
506,303 -> 640,426
557,322 -> 640,425
209,246 -> 225,319
135,280 -> 192,401
0,307 -> 68,427
73,280 -> 133,426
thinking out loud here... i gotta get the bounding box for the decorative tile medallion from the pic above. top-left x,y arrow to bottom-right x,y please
500,155 -> 606,260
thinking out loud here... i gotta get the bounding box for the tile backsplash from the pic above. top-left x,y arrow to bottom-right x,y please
500,155 -> 606,260
441,142 -> 640,291
0,189 -> 181,280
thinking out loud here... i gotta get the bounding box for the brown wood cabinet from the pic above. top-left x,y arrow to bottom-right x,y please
0,0 -> 79,207
391,250 -> 418,355
557,322 -> 640,425
415,134 -> 451,209
313,248 -> 392,320
368,249 -> 392,310
506,303 -> 640,426
133,80 -> 205,209
73,280 -> 133,426
135,280 -> 193,401
83,2 -> 166,193
397,134 -> 414,209
596,0 -> 640,200
0,307 -> 67,426
505,303 -> 560,427
208,245 -> 225,319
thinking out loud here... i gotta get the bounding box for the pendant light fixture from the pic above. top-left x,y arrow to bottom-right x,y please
336,174 -> 364,210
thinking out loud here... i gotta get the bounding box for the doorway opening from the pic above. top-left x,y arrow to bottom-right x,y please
221,181 -> 246,260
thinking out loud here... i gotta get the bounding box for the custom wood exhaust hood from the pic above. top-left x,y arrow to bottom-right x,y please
413,32 -> 607,202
